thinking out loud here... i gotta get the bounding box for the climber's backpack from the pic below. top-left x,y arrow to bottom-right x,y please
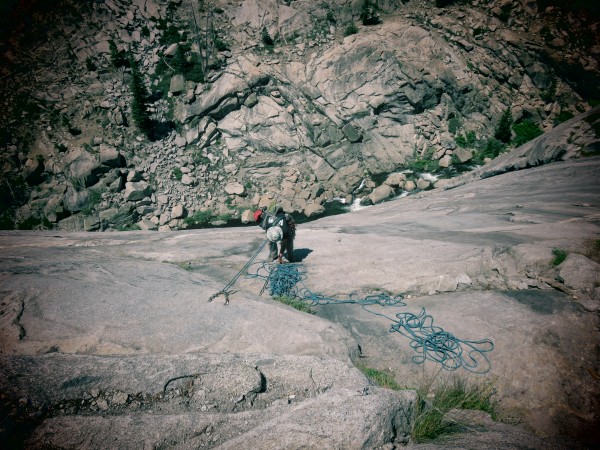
261,211 -> 295,238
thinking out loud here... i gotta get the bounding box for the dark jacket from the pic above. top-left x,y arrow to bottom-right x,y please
260,210 -> 294,238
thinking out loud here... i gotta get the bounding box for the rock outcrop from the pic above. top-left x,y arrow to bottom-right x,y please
0,0 -> 598,231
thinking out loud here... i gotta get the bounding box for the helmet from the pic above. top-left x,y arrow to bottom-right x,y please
253,210 -> 263,222
266,225 -> 283,242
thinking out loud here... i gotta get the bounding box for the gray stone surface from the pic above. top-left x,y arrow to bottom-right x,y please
1,157 -> 599,447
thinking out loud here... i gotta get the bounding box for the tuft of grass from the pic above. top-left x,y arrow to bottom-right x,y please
355,363 -> 402,390
552,247 -> 568,266
412,376 -> 497,443
273,295 -> 313,314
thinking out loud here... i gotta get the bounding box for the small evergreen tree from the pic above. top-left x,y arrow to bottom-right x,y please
344,21 -> 359,36
261,26 -> 274,47
494,107 -> 512,143
128,53 -> 151,135
360,0 -> 381,25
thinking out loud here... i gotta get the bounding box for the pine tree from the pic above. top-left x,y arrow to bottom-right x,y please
128,53 -> 150,135
494,107 -> 512,144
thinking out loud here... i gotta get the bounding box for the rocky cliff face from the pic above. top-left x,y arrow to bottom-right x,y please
0,0 -> 598,231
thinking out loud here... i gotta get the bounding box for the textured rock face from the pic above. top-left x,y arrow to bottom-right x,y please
0,0 -> 598,230
0,153 -> 599,447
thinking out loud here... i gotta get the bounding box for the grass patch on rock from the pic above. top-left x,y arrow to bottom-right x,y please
273,295 -> 313,314
354,363 -> 402,390
351,363 -> 498,444
552,247 -> 568,266
412,375 -> 497,443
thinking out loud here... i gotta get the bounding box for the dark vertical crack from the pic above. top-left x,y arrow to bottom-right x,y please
14,299 -> 26,340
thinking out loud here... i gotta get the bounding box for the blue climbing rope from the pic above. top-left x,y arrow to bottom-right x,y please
246,262 -> 494,374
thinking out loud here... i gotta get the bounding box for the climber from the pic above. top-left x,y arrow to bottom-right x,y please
254,206 -> 296,263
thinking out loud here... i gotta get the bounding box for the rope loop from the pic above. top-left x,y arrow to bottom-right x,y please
245,262 -> 494,374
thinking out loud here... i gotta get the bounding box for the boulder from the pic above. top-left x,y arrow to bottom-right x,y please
341,123 -> 362,143
57,214 -> 85,231
170,75 -> 186,95
416,178 -> 431,190
559,254 -> 600,293
455,148 -> 473,163
439,154 -> 452,168
384,172 -> 406,187
63,187 -> 90,213
124,181 -> 152,202
304,202 -> 325,217
99,144 -> 125,168
368,184 -> 394,204
241,209 -> 255,223
224,182 -> 246,196
171,204 -> 187,219
68,150 -> 107,187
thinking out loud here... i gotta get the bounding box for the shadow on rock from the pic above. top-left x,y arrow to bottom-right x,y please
293,248 -> 313,262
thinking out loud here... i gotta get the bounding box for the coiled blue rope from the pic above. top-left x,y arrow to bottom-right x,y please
246,262 -> 493,374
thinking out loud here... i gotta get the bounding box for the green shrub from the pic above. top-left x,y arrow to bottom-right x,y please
552,247 -> 568,266
494,107 -> 512,143
193,151 -> 210,165
455,130 -> 476,148
498,3 -> 512,22
412,376 -> 497,443
81,190 -> 102,216
184,210 -> 213,226
360,0 -> 381,25
85,56 -> 97,71
448,117 -> 461,135
172,167 -> 183,180
554,110 -> 574,125
17,216 -> 53,230
472,138 -> 505,164
512,120 -> 543,146
407,157 -> 439,173
261,27 -> 274,47
214,36 -> 230,52
160,24 -> 182,45
184,55 -> 204,83
344,21 -> 358,36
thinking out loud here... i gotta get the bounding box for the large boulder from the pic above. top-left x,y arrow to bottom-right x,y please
124,181 -> 152,202
368,184 -> 394,204
99,144 -> 125,168
67,150 -> 107,187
